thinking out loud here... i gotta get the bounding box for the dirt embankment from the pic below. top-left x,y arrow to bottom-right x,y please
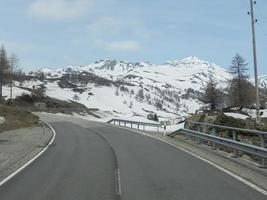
0,105 -> 39,133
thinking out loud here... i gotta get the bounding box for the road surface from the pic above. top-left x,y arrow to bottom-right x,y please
0,120 -> 266,200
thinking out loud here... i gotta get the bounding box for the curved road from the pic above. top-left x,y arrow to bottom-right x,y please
0,120 -> 266,200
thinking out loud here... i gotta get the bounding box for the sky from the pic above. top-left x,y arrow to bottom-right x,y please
0,0 -> 267,75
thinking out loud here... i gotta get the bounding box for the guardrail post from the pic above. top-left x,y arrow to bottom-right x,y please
143,125 -> 145,131
124,122 -> 126,127
211,128 -> 217,150
137,124 -> 140,130
197,125 -> 201,144
232,130 -> 238,158
131,123 -> 133,128
113,120 -> 115,125
259,134 -> 267,168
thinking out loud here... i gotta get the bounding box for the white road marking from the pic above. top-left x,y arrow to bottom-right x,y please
0,121 -> 56,187
142,132 -> 267,196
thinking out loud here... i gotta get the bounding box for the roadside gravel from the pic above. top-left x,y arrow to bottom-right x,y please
0,124 -> 53,182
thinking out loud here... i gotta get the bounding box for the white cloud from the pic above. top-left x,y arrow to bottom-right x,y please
105,40 -> 140,51
28,0 -> 94,20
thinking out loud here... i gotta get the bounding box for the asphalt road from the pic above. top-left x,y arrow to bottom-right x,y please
0,120 -> 266,200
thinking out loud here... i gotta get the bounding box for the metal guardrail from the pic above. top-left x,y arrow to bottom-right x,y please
187,121 -> 267,136
107,118 -> 161,132
168,121 -> 267,168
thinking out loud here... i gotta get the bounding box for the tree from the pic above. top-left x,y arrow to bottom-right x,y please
9,54 -> 19,101
129,101 -> 133,108
155,98 -> 163,110
0,46 -> 9,98
153,113 -> 159,122
115,89 -> 119,96
135,89 -> 144,101
230,54 -> 248,79
228,54 -> 254,108
228,78 -> 255,108
203,77 -> 220,110
73,94 -> 80,101
229,54 -> 250,108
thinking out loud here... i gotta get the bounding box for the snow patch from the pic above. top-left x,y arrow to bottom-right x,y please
224,113 -> 248,120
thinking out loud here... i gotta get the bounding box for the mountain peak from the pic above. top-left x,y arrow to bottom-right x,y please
180,56 -> 203,62
166,56 -> 210,67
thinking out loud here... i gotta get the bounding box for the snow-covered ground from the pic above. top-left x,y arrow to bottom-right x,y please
224,112 -> 248,120
224,109 -> 267,119
2,85 -> 31,99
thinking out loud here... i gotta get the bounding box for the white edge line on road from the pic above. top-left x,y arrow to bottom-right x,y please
142,132 -> 267,197
108,124 -> 267,196
0,121 -> 56,187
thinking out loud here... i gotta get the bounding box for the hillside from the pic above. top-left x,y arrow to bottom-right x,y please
2,56 -> 234,120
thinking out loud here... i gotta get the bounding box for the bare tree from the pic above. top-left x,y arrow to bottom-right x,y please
9,54 -> 19,101
229,54 -> 249,108
230,54 -> 248,79
203,77 -> 221,110
0,46 -> 9,98
228,54 -> 254,108
228,78 -> 255,108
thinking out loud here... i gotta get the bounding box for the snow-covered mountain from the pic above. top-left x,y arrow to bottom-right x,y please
7,56 -> 234,120
259,75 -> 267,89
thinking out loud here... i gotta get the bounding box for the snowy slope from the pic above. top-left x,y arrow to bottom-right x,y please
11,56 -> 233,120
259,75 -> 267,89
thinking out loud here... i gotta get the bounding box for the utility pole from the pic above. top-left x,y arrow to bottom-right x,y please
249,0 -> 260,122
10,63 -> 13,101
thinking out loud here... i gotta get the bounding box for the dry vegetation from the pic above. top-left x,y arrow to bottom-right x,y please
0,105 -> 39,132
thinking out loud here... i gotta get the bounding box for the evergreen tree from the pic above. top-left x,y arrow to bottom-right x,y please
135,89 -> 144,101
153,113 -> 159,122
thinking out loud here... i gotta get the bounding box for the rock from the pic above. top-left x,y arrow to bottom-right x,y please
0,116 -> 6,124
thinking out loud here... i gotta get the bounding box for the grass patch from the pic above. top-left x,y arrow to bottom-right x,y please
0,105 -> 39,132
